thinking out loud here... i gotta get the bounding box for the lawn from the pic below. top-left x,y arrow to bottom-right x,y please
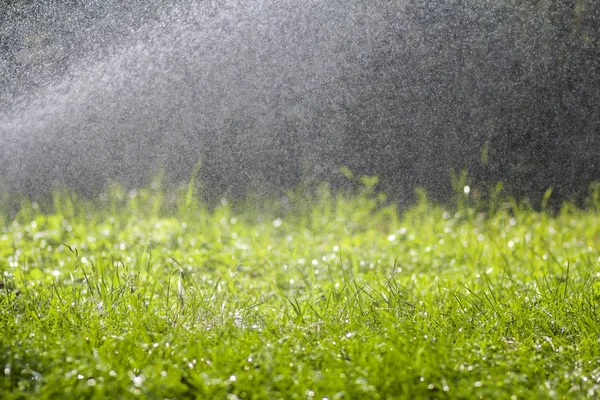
1,179 -> 599,399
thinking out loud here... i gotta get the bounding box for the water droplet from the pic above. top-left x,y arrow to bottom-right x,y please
132,375 -> 144,387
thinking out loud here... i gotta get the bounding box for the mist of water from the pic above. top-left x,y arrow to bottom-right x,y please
0,1 -> 382,195
1,0 -> 598,204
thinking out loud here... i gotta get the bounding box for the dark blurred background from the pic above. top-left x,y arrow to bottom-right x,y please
1,0 -> 598,207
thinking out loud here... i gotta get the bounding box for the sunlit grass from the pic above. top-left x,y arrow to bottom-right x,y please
1,178 -> 599,399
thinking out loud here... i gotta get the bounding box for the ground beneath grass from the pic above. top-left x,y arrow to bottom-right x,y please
1,184 -> 600,399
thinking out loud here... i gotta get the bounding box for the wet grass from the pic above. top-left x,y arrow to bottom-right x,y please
1,180 -> 600,399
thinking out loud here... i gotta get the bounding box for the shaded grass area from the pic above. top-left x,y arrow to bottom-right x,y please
1,180 -> 600,399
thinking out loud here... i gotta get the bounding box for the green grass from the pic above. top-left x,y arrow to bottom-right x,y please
1,180 -> 600,399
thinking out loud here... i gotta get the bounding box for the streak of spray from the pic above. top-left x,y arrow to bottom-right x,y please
0,0 -> 390,198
